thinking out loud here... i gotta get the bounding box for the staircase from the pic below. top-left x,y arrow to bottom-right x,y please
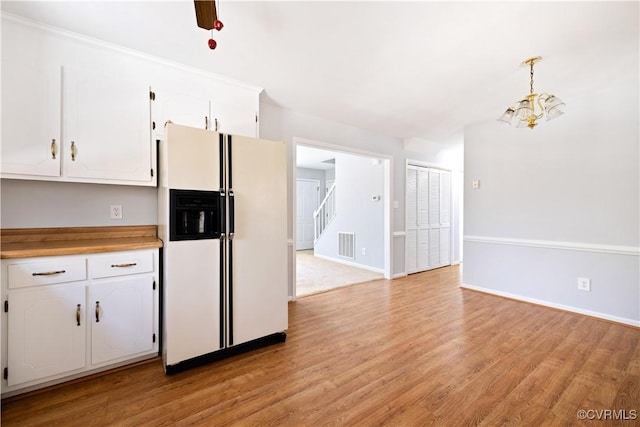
313,182 -> 336,242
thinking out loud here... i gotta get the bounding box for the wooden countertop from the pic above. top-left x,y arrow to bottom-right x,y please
0,225 -> 164,259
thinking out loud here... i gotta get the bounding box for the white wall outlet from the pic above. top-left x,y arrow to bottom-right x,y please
110,205 -> 123,220
578,277 -> 591,291
472,179 -> 480,189
362,248 -> 366,256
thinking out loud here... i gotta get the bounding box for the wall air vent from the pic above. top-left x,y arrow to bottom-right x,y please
338,232 -> 355,259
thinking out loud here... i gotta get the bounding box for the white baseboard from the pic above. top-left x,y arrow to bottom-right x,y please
393,272 -> 408,279
460,283 -> 640,328
313,253 -> 384,274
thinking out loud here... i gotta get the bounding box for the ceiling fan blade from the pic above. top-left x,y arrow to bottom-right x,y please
194,0 -> 217,30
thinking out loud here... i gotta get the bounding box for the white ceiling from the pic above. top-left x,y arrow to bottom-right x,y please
2,1 -> 638,143
297,146 -> 336,170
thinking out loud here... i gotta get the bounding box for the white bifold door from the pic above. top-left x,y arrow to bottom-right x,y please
406,165 -> 451,274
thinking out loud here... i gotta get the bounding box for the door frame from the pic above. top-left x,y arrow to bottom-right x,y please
291,137 -> 393,301
296,178 -> 321,250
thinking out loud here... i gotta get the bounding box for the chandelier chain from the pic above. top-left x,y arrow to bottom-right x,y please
529,61 -> 534,94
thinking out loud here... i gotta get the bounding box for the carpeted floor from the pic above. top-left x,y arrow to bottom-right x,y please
296,250 -> 384,297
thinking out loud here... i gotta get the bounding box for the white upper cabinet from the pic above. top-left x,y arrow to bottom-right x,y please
152,89 -> 211,133
152,87 -> 259,139
1,57 -> 62,177
0,17 -> 156,186
1,15 -> 261,185
209,100 -> 258,138
63,66 -> 152,183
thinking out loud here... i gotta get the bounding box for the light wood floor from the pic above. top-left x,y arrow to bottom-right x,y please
3,265 -> 639,426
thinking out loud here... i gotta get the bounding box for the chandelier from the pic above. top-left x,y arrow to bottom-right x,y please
498,56 -> 566,129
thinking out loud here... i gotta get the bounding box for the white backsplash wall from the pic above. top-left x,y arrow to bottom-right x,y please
0,179 -> 157,228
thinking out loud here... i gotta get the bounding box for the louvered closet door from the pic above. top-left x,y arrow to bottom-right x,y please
416,168 -> 430,270
406,165 -> 452,274
439,171 -> 451,266
405,167 -> 418,273
428,170 -> 441,267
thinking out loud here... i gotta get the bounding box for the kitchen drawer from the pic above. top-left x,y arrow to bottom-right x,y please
7,257 -> 87,289
89,250 -> 154,279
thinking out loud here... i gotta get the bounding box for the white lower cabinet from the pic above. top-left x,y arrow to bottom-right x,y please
7,283 -> 86,387
1,249 -> 158,395
90,276 -> 154,365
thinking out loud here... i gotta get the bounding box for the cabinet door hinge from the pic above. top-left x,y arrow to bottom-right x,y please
153,333 -> 156,343
152,280 -> 156,290
3,367 -> 7,380
150,91 -> 156,101
4,301 -> 7,313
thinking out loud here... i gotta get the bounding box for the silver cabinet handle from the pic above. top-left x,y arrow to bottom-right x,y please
76,304 -> 82,326
51,139 -> 57,159
32,270 -> 66,276
110,263 -> 137,268
205,116 -> 209,130
214,118 -> 218,132
95,301 -> 100,323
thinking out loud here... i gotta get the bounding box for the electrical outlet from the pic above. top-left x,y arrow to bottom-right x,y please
362,248 -> 366,256
472,179 -> 480,189
110,205 -> 123,220
578,277 -> 591,291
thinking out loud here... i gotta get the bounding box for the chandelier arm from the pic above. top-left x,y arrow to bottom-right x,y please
536,96 -> 545,118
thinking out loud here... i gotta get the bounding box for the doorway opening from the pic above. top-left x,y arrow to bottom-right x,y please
293,139 -> 392,299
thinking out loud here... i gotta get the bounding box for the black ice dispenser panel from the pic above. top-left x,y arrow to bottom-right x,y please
169,189 -> 222,241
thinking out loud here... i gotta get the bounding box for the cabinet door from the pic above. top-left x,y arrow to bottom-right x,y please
153,89 -> 210,134
7,284 -> 86,386
63,66 -> 152,183
1,62 -> 61,177
210,101 -> 257,138
90,275 -> 154,365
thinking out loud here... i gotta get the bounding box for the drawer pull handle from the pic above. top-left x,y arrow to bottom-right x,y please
70,141 -> 77,161
32,270 -> 66,276
76,304 -> 81,326
95,301 -> 100,323
110,263 -> 137,268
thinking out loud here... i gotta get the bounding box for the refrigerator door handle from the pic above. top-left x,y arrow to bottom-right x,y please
219,191 -> 226,234
228,190 -> 235,236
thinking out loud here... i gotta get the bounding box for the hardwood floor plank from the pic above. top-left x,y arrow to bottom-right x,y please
2,265 -> 639,426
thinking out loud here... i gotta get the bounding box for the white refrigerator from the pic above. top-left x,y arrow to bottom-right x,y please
158,123 -> 288,373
